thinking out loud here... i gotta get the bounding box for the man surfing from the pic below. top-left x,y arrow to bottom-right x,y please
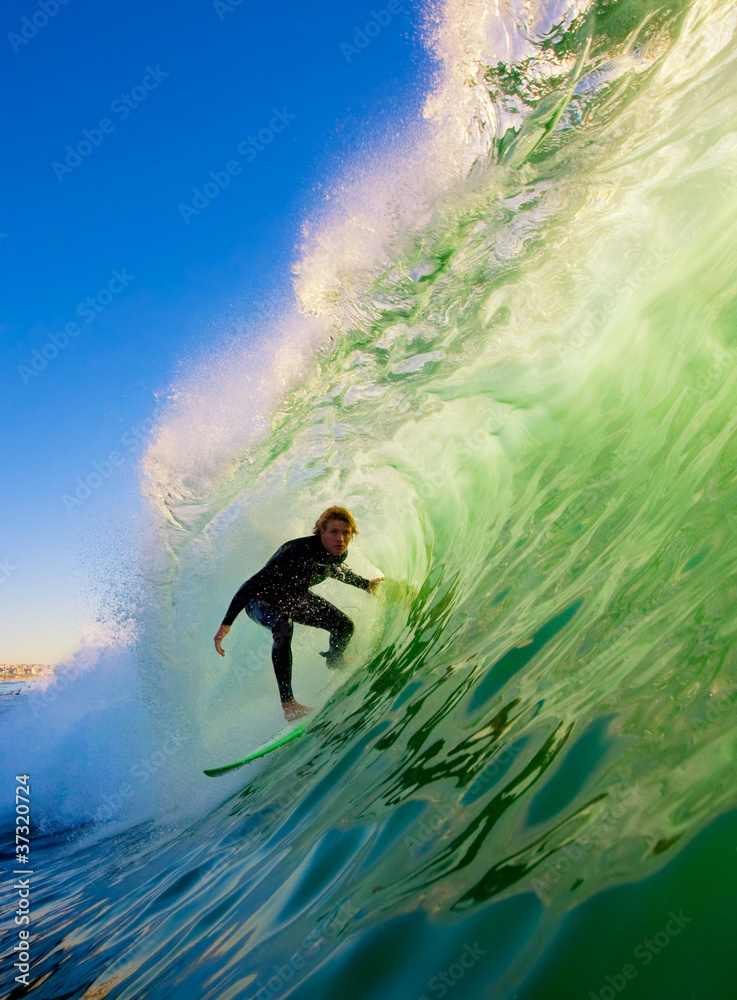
213,506 -> 384,721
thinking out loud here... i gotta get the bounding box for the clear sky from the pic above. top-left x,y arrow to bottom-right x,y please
1,0 -> 434,663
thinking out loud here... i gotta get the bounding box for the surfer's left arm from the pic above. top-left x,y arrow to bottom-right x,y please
331,563 -> 384,594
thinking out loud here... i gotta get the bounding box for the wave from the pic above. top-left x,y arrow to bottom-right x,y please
3,1 -> 737,997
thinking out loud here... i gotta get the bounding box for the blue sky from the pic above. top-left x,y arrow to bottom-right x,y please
1,0 -> 434,663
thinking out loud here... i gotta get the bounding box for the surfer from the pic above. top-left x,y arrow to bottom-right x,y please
213,506 -> 384,721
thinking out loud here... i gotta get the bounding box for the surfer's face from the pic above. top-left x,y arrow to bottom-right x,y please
320,519 -> 353,555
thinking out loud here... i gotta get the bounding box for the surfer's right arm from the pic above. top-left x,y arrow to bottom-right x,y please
215,578 -> 257,654
214,580 -> 255,655
214,624 -> 230,656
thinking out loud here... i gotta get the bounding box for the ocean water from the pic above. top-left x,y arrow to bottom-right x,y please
3,0 -> 737,997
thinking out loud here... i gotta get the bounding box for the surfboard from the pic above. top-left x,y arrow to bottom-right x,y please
203,723 -> 307,777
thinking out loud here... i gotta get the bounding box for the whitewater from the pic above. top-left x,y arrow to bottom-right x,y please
3,0 -> 737,997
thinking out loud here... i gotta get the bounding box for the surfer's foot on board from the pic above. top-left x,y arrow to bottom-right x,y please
320,650 -> 346,670
282,699 -> 311,722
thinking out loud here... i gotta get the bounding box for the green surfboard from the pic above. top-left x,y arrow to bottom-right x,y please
203,723 -> 307,777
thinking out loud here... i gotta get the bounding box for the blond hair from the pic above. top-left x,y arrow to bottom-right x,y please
313,506 -> 359,536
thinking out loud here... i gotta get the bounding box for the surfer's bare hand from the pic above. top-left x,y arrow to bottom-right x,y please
214,624 -> 230,656
282,699 -> 311,721
367,576 -> 385,595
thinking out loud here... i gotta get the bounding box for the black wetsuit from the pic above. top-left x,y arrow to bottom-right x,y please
221,534 -> 370,702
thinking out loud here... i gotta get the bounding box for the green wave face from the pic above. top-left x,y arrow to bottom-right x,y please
134,1 -> 737,997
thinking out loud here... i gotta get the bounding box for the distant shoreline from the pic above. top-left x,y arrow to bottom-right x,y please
0,663 -> 56,683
